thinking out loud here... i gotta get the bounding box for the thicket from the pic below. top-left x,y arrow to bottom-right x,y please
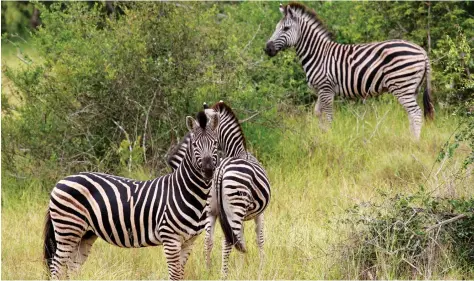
3,2 -> 473,185
336,187 -> 473,279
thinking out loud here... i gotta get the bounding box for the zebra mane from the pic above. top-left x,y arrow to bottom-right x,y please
166,132 -> 191,169
196,111 -> 208,129
285,2 -> 333,40
211,101 -> 247,150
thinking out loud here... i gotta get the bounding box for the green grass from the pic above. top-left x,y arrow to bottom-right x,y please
2,100 -> 473,279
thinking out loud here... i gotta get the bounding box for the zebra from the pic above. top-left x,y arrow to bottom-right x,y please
43,111 -> 219,280
265,2 -> 434,139
205,101 -> 271,279
165,101 -> 271,279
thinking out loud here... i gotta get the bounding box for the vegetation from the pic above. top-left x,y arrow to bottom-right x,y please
1,1 -> 473,279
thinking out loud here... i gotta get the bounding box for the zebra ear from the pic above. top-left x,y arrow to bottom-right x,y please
208,113 -> 219,131
279,3 -> 285,14
286,6 -> 294,18
186,116 -> 197,132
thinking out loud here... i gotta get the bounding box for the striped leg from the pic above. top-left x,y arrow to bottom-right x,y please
255,214 -> 265,270
69,233 -> 97,275
204,214 -> 217,269
164,240 -> 183,281
49,213 -> 86,279
50,236 -> 81,279
221,238 -> 233,280
395,93 -> 422,140
180,236 -> 197,270
314,95 -> 322,117
317,90 -> 335,130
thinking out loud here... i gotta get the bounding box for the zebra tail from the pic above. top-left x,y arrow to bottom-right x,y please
43,209 -> 56,276
216,165 -> 247,253
423,59 -> 435,120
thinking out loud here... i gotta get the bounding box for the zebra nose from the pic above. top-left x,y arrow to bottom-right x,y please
264,41 -> 277,57
202,157 -> 214,180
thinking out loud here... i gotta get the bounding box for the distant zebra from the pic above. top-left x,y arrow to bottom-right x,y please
265,2 -> 434,139
43,111 -> 219,280
166,101 -> 271,279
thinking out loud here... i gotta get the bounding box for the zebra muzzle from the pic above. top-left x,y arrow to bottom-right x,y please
264,41 -> 277,57
202,157 -> 214,180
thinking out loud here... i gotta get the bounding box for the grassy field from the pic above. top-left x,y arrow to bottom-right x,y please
2,98 -> 472,279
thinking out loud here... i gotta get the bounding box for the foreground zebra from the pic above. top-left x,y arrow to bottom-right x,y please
206,102 -> 271,279
43,111 -> 219,280
166,101 -> 271,279
265,2 -> 434,139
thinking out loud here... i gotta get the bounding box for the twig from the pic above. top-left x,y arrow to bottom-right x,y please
426,214 -> 468,232
239,111 -> 260,124
368,109 -> 390,140
142,91 -> 157,163
16,54 -> 32,65
242,23 -> 261,53
113,120 -> 132,172
402,257 -> 423,276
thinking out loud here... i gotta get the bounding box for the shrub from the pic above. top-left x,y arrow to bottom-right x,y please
337,189 -> 474,279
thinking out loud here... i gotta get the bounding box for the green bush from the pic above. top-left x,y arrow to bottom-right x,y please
337,190 -> 474,279
1,2 -> 294,182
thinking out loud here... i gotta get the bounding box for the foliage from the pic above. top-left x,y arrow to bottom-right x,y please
432,29 -> 474,108
1,2 -> 288,181
338,190 -> 474,279
1,2 -> 36,35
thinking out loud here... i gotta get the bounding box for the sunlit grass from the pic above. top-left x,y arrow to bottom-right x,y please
2,101 -> 472,279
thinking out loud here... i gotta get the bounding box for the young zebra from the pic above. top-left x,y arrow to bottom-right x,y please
165,101 -> 271,279
43,111 -> 219,280
265,2 -> 434,139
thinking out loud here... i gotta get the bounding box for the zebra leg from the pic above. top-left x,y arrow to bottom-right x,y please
317,91 -> 335,130
180,236 -> 197,270
49,216 -> 86,279
396,94 -> 422,140
69,232 -> 98,275
204,214 -> 217,269
255,214 -> 265,271
314,96 -> 322,117
50,237 -> 81,279
164,240 -> 183,280
221,238 -> 233,280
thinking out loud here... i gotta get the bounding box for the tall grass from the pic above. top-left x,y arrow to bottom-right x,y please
2,99 -> 472,280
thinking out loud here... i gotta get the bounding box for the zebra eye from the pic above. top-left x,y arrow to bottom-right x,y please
283,26 -> 290,31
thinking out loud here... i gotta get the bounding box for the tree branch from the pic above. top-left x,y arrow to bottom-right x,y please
426,214 -> 468,232
239,111 -> 260,124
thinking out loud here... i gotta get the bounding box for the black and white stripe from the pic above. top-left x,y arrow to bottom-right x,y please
165,102 -> 271,279
43,112 -> 219,280
204,101 -> 271,279
265,3 -> 434,139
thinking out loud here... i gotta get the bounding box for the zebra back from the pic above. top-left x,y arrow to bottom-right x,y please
166,132 -> 191,170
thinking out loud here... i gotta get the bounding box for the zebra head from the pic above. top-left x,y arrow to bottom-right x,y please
186,111 -> 219,181
265,3 -> 301,57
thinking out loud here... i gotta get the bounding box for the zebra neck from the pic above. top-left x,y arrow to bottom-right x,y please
221,141 -> 246,158
176,150 -> 211,194
295,17 -> 333,66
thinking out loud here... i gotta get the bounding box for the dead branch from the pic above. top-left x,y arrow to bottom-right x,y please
239,111 -> 260,124
242,23 -> 261,53
426,213 -> 468,232
113,120 -> 132,172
